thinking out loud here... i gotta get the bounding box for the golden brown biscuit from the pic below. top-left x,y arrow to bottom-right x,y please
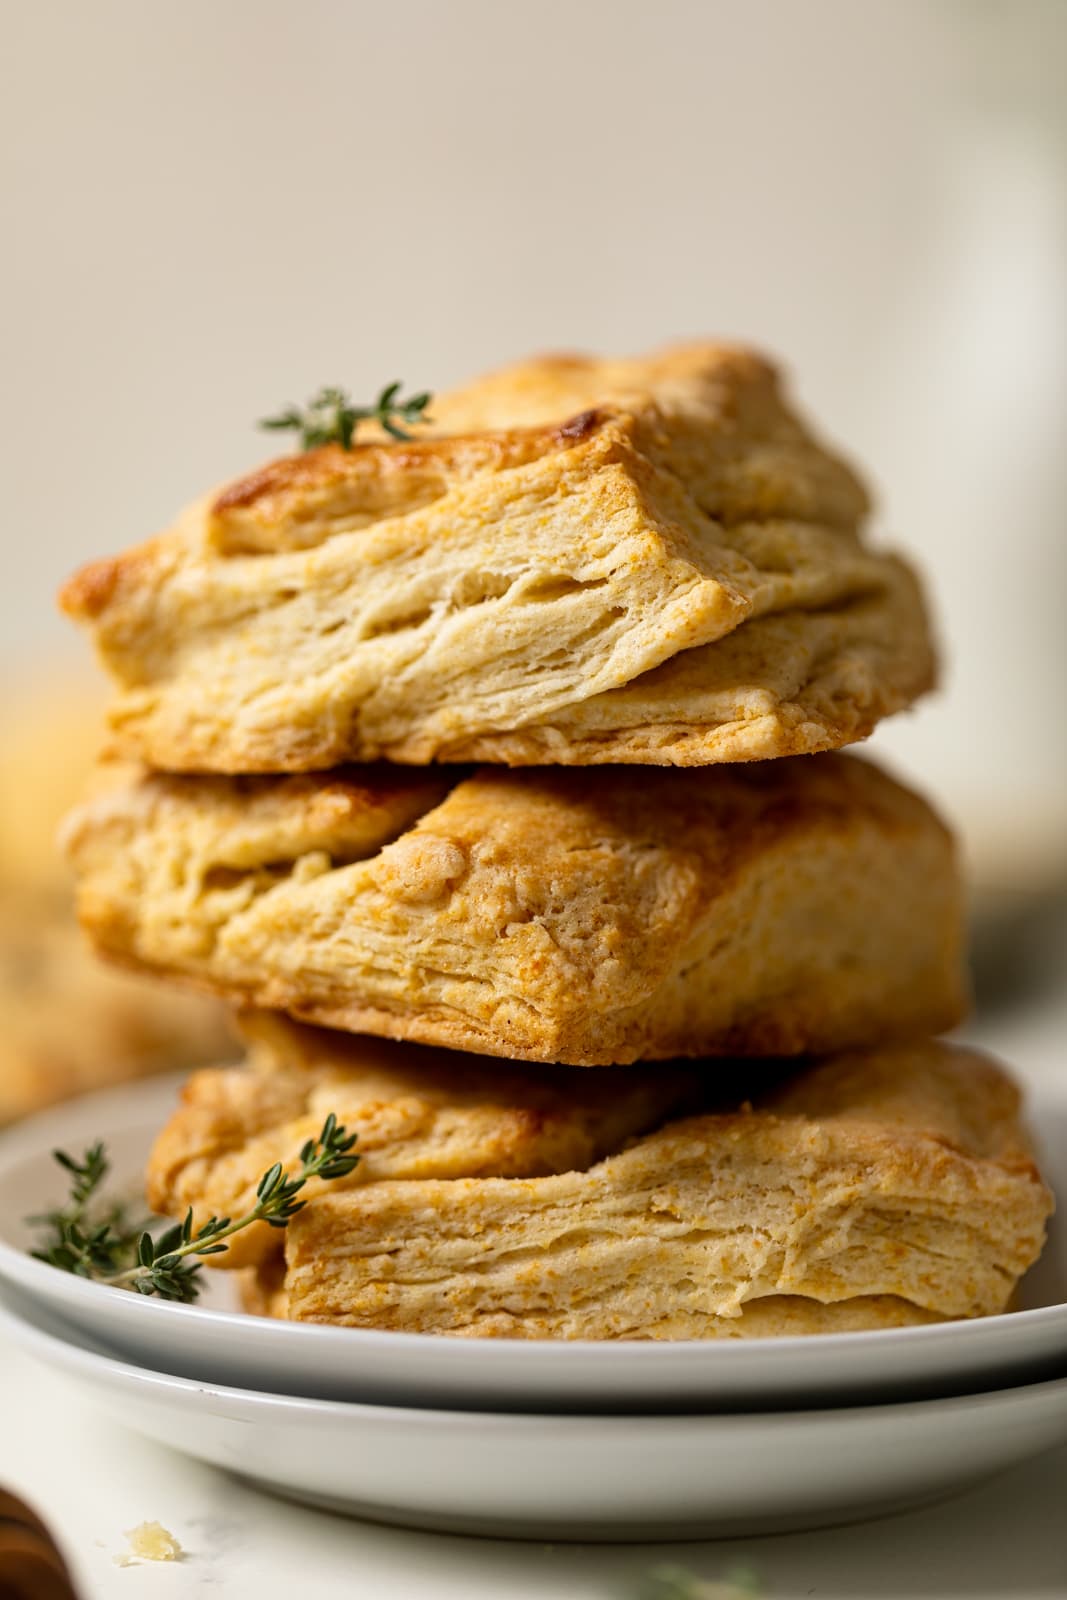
59,344 -> 933,772
63,753 -> 966,1065
146,1012 -> 705,1268
280,1041 -> 1051,1338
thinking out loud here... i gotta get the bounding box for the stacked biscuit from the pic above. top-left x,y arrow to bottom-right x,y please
58,346 -> 1052,1339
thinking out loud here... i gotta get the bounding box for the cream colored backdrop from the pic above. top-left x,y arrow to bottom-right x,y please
2,0 -> 1064,877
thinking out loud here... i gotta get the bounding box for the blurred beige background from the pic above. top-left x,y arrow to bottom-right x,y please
2,0 -> 1065,885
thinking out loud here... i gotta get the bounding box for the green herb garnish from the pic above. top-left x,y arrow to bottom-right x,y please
29,1113 -> 358,1303
260,382 -> 433,450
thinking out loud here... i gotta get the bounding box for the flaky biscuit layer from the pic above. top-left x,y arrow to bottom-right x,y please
59,344 -> 932,771
281,1041 -> 1051,1338
238,1260 -> 947,1338
65,754 -> 966,1065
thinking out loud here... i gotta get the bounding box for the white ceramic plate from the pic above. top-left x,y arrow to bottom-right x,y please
0,1073 -> 1064,1413
2,1289 -> 1066,1542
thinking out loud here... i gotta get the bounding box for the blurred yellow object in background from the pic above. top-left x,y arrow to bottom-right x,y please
0,668 -> 233,1122
0,672 -> 109,902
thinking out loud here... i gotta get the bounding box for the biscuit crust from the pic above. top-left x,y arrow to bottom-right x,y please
64,754 -> 967,1065
59,344 -> 933,772
280,1041 -> 1052,1338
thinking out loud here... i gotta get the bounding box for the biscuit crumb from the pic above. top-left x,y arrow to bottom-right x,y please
117,1521 -> 183,1564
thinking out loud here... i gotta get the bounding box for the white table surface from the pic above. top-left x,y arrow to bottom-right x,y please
1,994 -> 1064,1600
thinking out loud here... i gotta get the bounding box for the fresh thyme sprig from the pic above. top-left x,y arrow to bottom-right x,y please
26,1142 -> 133,1280
260,382 -> 433,450
30,1113 -> 359,1304
55,1143 -> 109,1212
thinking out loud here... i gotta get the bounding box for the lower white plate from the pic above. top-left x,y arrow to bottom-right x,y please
0,1074 -> 1064,1413
2,1290 -> 1066,1542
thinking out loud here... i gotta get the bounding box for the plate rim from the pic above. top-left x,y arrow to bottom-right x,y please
2,1288 -> 1066,1431
0,1067 -> 1063,1368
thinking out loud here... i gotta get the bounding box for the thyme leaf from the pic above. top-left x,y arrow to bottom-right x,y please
260,383 -> 433,449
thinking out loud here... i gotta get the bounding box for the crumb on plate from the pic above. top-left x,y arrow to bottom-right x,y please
114,1521 -> 183,1565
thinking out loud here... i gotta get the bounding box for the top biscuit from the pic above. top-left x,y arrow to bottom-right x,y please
60,344 -> 933,773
